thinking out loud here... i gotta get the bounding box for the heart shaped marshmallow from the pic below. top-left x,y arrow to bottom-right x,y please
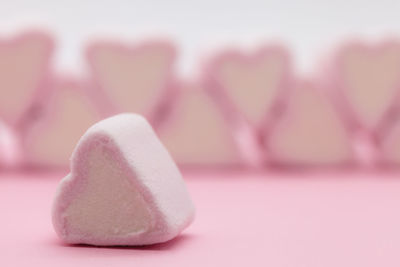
332,41 -> 400,132
52,113 -> 195,246
158,83 -> 243,166
266,80 -> 354,166
86,41 -> 176,123
23,78 -> 102,167
206,45 -> 292,128
0,31 -> 53,127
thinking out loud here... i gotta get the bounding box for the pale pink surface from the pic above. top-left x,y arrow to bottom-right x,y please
1,170 -> 400,266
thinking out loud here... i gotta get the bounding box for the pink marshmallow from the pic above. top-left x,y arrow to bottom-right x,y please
23,77 -> 102,168
266,80 -> 354,167
0,31 -> 53,167
206,45 -> 292,127
204,45 -> 293,165
158,82 -> 244,167
52,113 -> 195,246
326,40 -> 400,166
86,40 -> 176,126
331,40 -> 400,133
0,31 -> 53,128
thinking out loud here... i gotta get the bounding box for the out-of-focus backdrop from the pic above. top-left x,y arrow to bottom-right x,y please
2,0 -> 400,170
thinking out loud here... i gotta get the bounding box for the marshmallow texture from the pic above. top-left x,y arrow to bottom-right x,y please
52,114 -> 195,246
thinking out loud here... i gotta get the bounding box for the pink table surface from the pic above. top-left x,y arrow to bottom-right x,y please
1,169 -> 400,267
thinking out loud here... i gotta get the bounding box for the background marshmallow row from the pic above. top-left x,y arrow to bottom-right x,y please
1,30 -> 400,170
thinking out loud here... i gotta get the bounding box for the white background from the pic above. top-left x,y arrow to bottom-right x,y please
1,0 -> 400,76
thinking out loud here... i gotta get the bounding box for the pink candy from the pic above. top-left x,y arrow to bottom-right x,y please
23,78 -> 102,168
52,114 -> 195,246
0,31 -> 53,127
86,40 -> 177,125
328,40 -> 400,166
0,31 -> 53,167
158,82 -> 243,166
205,45 -> 293,165
266,80 -> 354,167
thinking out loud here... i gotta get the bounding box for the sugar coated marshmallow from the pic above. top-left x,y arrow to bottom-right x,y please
52,113 -> 195,246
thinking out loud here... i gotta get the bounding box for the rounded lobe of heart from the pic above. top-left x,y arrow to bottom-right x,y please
25,86 -> 101,167
63,144 -> 154,242
268,82 -> 353,165
89,44 -> 174,115
215,52 -> 287,125
339,45 -> 400,129
0,34 -> 52,124
159,88 -> 241,165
